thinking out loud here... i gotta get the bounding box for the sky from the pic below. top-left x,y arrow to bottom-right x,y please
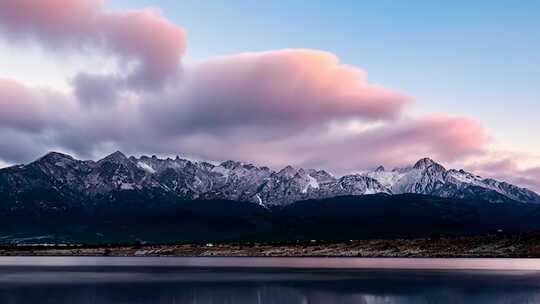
0,0 -> 539,191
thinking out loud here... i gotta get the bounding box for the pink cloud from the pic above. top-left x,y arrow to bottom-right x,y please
0,0 -> 186,86
0,55 -> 489,179
111,111 -> 487,176
383,114 -> 489,161
147,49 -> 411,135
518,168 -> 540,192
202,113 -> 490,173
469,157 -> 540,193
0,78 -> 73,131
189,50 -> 410,122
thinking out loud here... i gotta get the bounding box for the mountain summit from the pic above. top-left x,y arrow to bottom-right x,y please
1,152 -> 539,208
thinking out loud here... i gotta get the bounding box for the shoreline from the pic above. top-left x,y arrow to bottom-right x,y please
2,231 -> 540,258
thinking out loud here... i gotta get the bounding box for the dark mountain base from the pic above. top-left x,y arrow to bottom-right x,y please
2,194 -> 540,245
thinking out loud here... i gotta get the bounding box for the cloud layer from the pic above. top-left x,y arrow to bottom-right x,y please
144,50 -> 410,136
0,0 -> 186,87
469,157 -> 540,193
0,0 -> 534,192
0,78 -> 73,131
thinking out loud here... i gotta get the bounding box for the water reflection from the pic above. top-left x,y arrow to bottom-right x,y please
1,265 -> 540,303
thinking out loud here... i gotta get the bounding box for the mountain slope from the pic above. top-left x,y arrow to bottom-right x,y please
2,194 -> 540,244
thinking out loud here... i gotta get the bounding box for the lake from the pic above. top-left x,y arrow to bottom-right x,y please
1,257 -> 540,303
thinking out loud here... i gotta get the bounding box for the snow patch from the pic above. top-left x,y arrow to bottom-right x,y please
54,161 -> 67,168
255,194 -> 263,206
364,188 -> 377,195
212,166 -> 231,181
363,170 -> 404,189
120,183 -> 134,190
448,171 -> 481,185
302,175 -> 320,193
212,166 -> 230,175
137,162 -> 156,174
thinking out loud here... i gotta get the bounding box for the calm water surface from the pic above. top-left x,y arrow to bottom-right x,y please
1,257 -> 540,303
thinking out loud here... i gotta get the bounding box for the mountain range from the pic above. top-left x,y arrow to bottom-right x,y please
1,151 -> 540,244
1,151 -> 538,207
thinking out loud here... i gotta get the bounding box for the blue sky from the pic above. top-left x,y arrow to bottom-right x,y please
106,0 -> 540,154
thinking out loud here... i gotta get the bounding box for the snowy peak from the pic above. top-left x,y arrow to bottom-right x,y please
220,160 -> 242,169
34,151 -> 81,171
277,165 -> 298,179
413,157 -> 445,171
137,161 -> 156,174
360,158 -> 540,204
307,169 -> 335,184
99,151 -> 129,164
38,151 -> 75,163
336,174 -> 390,195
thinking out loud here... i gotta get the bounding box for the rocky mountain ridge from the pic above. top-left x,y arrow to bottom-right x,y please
1,151 -> 539,207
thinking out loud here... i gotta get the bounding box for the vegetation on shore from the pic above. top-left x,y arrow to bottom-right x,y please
2,231 -> 540,258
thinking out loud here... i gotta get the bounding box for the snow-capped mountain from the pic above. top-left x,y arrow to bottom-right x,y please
361,158 -> 540,204
1,152 -> 539,208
